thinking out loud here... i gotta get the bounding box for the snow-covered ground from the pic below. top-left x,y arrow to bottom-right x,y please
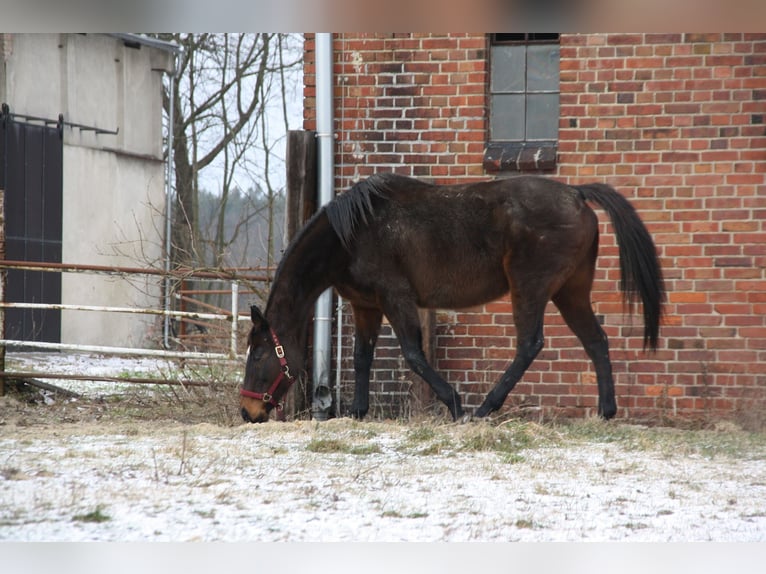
3,352 -> 204,397
2,418 -> 765,542
1,353 -> 765,542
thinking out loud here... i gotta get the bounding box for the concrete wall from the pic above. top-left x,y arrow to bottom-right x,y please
1,33 -> 173,346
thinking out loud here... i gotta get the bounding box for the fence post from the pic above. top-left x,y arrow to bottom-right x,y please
230,280 -> 238,358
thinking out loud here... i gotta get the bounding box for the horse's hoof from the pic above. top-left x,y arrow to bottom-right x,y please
459,413 -> 473,424
449,406 -> 466,422
598,402 -> 617,420
474,404 -> 491,419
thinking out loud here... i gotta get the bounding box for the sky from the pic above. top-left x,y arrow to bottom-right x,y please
191,33 -> 305,197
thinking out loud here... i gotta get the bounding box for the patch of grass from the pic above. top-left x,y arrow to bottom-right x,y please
72,506 -> 111,523
381,510 -> 402,518
534,484 -> 552,496
414,442 -> 448,456
406,426 -> 438,443
348,444 -> 382,455
456,420 -> 555,455
397,419 -> 559,458
381,510 -> 429,519
500,453 -> 525,465
117,369 -> 160,381
1,467 -> 27,481
458,426 -> 520,454
554,419 -> 766,460
306,437 -> 381,455
554,418 -> 654,447
400,425 -> 453,456
514,518 -> 540,529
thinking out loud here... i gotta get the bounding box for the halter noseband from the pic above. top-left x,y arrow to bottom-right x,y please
239,328 -> 296,411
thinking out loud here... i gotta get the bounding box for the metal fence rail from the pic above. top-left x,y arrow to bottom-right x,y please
0,260 -> 273,394
0,283 -> 247,359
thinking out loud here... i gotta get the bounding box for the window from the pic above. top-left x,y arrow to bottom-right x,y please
484,33 -> 560,172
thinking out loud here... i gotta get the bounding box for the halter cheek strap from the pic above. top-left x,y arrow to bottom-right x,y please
239,328 -> 296,411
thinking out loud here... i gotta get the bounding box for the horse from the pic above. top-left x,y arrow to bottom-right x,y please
240,172 -> 665,424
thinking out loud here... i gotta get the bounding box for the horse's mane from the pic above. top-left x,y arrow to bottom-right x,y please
325,172 -> 409,250
266,173 -> 413,310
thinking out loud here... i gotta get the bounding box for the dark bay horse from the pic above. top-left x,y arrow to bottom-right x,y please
240,173 -> 664,423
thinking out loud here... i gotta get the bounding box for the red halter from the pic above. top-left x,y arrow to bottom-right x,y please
239,328 -> 296,411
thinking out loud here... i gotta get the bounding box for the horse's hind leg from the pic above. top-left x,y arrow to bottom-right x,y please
350,305 -> 383,419
552,260 -> 617,419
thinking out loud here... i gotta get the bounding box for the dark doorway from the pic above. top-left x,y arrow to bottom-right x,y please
1,106 -> 63,345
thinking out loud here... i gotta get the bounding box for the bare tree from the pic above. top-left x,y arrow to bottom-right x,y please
156,33 -> 302,270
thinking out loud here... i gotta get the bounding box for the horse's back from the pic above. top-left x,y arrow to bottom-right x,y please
371,175 -> 595,249
344,174 -> 598,309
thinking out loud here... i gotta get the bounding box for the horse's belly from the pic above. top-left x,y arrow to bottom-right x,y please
414,264 -> 509,309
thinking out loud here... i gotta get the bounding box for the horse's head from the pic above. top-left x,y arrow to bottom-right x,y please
239,305 -> 297,423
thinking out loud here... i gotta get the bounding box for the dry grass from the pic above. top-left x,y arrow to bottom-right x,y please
3,373 -> 766,465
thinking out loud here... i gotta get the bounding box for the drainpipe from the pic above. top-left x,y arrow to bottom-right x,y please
312,33 -> 335,421
163,54 -> 177,349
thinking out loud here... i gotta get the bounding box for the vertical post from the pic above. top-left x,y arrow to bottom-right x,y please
285,130 -> 317,242
229,280 -> 238,358
0,188 -> 5,396
179,278 -> 187,342
411,309 -> 436,415
313,33 -> 335,421
163,59 -> 177,350
284,130 -> 318,418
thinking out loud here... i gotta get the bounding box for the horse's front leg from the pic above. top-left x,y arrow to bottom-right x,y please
382,297 -> 464,421
350,305 -> 383,420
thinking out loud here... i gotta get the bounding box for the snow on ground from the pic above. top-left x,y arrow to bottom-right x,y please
2,418 -> 765,542
1,352 -> 765,542
4,352 -> 191,397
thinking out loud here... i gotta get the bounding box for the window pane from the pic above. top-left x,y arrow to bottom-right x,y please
526,44 -> 560,92
491,94 -> 525,140
490,45 -> 525,93
526,93 -> 559,140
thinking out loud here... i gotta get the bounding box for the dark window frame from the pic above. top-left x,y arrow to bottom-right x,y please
484,33 -> 560,173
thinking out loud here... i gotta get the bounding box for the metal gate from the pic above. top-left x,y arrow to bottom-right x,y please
0,104 -> 63,344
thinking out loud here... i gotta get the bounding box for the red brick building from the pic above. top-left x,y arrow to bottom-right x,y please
302,33 -> 766,427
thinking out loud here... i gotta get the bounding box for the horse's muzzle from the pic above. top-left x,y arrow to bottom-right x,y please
241,407 -> 269,424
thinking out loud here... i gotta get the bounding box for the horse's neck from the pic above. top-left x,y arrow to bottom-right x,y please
266,213 -> 341,345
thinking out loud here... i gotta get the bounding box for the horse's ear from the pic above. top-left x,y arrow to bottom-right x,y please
251,305 -> 268,330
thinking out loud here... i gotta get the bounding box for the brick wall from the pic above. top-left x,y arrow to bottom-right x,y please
303,33 -> 766,427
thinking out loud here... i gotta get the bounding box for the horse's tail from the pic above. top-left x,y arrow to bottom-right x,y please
574,183 -> 666,351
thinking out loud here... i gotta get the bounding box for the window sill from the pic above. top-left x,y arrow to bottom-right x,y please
483,141 -> 557,173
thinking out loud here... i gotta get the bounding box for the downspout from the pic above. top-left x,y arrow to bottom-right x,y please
163,53 -> 177,349
312,33 -> 334,420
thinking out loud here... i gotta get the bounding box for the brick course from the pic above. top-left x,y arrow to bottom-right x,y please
303,33 -> 766,427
